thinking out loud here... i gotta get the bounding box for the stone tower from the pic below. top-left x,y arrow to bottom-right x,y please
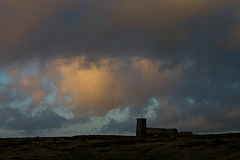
136,118 -> 146,136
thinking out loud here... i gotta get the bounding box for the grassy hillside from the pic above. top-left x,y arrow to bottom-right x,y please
0,133 -> 240,160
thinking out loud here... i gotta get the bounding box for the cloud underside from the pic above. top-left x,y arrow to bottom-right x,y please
0,0 -> 240,136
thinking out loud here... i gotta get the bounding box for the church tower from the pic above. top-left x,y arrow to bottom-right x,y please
136,118 -> 146,136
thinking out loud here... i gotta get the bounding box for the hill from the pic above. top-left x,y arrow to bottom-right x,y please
0,133 -> 240,159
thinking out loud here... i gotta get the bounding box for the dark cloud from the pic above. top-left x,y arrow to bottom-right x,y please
100,118 -> 135,134
0,0 -> 240,65
0,107 -> 67,133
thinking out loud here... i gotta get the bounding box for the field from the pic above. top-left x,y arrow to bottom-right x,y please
0,133 -> 240,160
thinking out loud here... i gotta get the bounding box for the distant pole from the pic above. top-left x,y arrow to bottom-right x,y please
136,118 -> 146,137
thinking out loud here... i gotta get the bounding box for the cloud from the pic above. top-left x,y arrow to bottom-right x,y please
50,56 -> 184,119
1,0 -> 240,66
0,0 -> 240,135
0,107 -> 67,133
1,52 -> 240,134
0,0 -> 74,49
100,118 -> 135,134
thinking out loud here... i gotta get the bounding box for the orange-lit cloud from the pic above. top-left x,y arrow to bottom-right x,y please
20,75 -> 45,105
5,56 -> 182,118
50,56 -> 182,118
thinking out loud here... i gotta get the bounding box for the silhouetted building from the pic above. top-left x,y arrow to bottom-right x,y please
136,118 -> 147,137
136,118 -> 191,137
146,128 -> 165,136
164,128 -> 179,136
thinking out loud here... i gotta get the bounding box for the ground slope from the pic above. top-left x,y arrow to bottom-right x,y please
0,133 -> 240,160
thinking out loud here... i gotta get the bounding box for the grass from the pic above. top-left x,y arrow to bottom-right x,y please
0,133 -> 240,159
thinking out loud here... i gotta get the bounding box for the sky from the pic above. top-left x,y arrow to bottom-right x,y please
0,0 -> 240,137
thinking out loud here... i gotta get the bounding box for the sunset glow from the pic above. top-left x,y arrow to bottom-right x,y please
0,0 -> 240,137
